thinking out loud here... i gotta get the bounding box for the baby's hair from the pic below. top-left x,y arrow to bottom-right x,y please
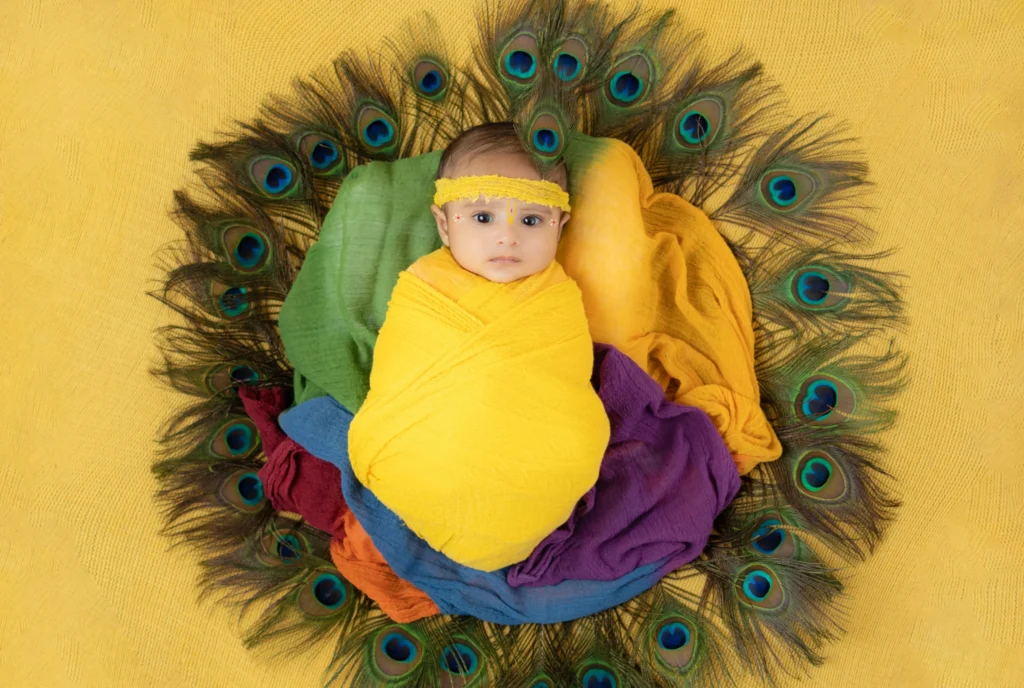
435,122 -> 569,192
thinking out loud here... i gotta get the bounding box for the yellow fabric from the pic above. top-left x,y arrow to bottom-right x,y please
2,1 -> 1023,687
348,248 -> 609,571
560,136 -> 781,474
434,175 -> 572,211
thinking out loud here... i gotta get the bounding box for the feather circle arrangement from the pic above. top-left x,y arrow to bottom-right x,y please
151,1 -> 906,685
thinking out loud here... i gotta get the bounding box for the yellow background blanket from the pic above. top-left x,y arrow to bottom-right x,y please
349,248 -> 609,571
2,1 -> 1022,686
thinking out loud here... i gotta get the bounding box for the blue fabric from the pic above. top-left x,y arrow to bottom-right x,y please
279,395 -> 674,625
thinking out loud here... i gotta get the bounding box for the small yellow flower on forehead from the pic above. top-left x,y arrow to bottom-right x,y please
433,175 -> 571,212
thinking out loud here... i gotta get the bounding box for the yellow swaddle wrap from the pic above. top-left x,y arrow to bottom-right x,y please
348,247 -> 610,572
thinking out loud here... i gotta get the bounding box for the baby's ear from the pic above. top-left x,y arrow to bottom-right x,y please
430,204 -> 450,247
557,211 -> 571,239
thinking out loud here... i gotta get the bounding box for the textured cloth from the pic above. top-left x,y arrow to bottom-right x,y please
433,175 -> 571,210
349,248 -> 610,571
281,396 -> 678,625
507,344 -> 740,587
558,136 -> 781,474
244,338 -> 738,610
238,387 -> 439,622
240,387 -> 344,534
278,152 -> 443,409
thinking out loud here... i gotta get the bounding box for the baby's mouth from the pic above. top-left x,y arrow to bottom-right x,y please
490,256 -> 521,264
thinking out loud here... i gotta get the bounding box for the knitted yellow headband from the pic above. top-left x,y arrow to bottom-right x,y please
433,175 -> 571,212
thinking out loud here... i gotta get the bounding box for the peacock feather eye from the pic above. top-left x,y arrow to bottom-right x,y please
373,627 -> 423,677
790,267 -> 851,309
298,570 -> 349,616
440,642 -> 480,676
412,59 -> 448,99
298,133 -> 345,175
356,106 -> 398,152
605,53 -> 653,106
552,37 -> 588,82
760,169 -> 817,210
210,280 -> 252,319
257,524 -> 309,566
795,374 -> 855,424
230,364 -> 258,384
235,472 -> 263,504
672,97 -> 725,150
652,618 -> 696,670
527,113 -> 565,159
554,53 -> 580,80
529,679 -> 553,688
248,156 -> 298,198
276,534 -> 302,560
217,469 -> 265,513
742,569 -> 772,600
795,451 -> 848,500
750,516 -> 797,557
736,565 -> 786,611
205,362 -> 259,396
219,286 -> 249,317
500,33 -> 539,84
579,664 -> 618,688
209,418 -> 260,459
222,225 -> 270,272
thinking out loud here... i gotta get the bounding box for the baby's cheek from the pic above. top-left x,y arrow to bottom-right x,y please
536,232 -> 561,266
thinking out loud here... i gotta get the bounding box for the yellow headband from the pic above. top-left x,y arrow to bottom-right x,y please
433,175 -> 571,212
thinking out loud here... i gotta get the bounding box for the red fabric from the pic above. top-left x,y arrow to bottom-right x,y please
238,386 -> 439,622
240,386 -> 344,534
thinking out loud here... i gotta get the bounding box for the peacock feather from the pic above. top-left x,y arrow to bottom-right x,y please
747,244 -> 906,343
150,0 -> 906,685
712,117 -> 873,247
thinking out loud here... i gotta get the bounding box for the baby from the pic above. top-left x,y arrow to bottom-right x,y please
347,122 -> 610,572
428,122 -> 572,283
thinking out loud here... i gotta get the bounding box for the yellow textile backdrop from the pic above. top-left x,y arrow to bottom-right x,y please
1,1 -> 1021,686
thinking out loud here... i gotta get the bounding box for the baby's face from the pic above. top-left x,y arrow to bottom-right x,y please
430,151 -> 570,283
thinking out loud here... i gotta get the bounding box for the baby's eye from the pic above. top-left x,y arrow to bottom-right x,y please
473,212 -> 493,224
522,215 -> 542,227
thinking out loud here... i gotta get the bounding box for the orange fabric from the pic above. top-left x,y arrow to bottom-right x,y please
329,515 -> 439,623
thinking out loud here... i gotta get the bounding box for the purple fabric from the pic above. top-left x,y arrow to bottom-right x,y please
506,344 -> 741,588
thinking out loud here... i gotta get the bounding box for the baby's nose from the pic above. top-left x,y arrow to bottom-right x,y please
496,222 -> 520,245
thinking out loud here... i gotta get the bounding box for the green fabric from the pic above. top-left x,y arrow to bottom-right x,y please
279,151 -> 444,411
292,371 -> 328,405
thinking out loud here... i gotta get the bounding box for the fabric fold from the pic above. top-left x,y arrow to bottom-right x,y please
243,347 -> 738,622
241,387 -> 344,535
559,135 -> 782,474
238,387 -> 439,622
348,248 -> 610,571
506,344 -> 740,587
280,386 -> 737,625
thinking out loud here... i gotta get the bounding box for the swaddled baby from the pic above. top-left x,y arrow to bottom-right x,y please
347,123 -> 610,572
